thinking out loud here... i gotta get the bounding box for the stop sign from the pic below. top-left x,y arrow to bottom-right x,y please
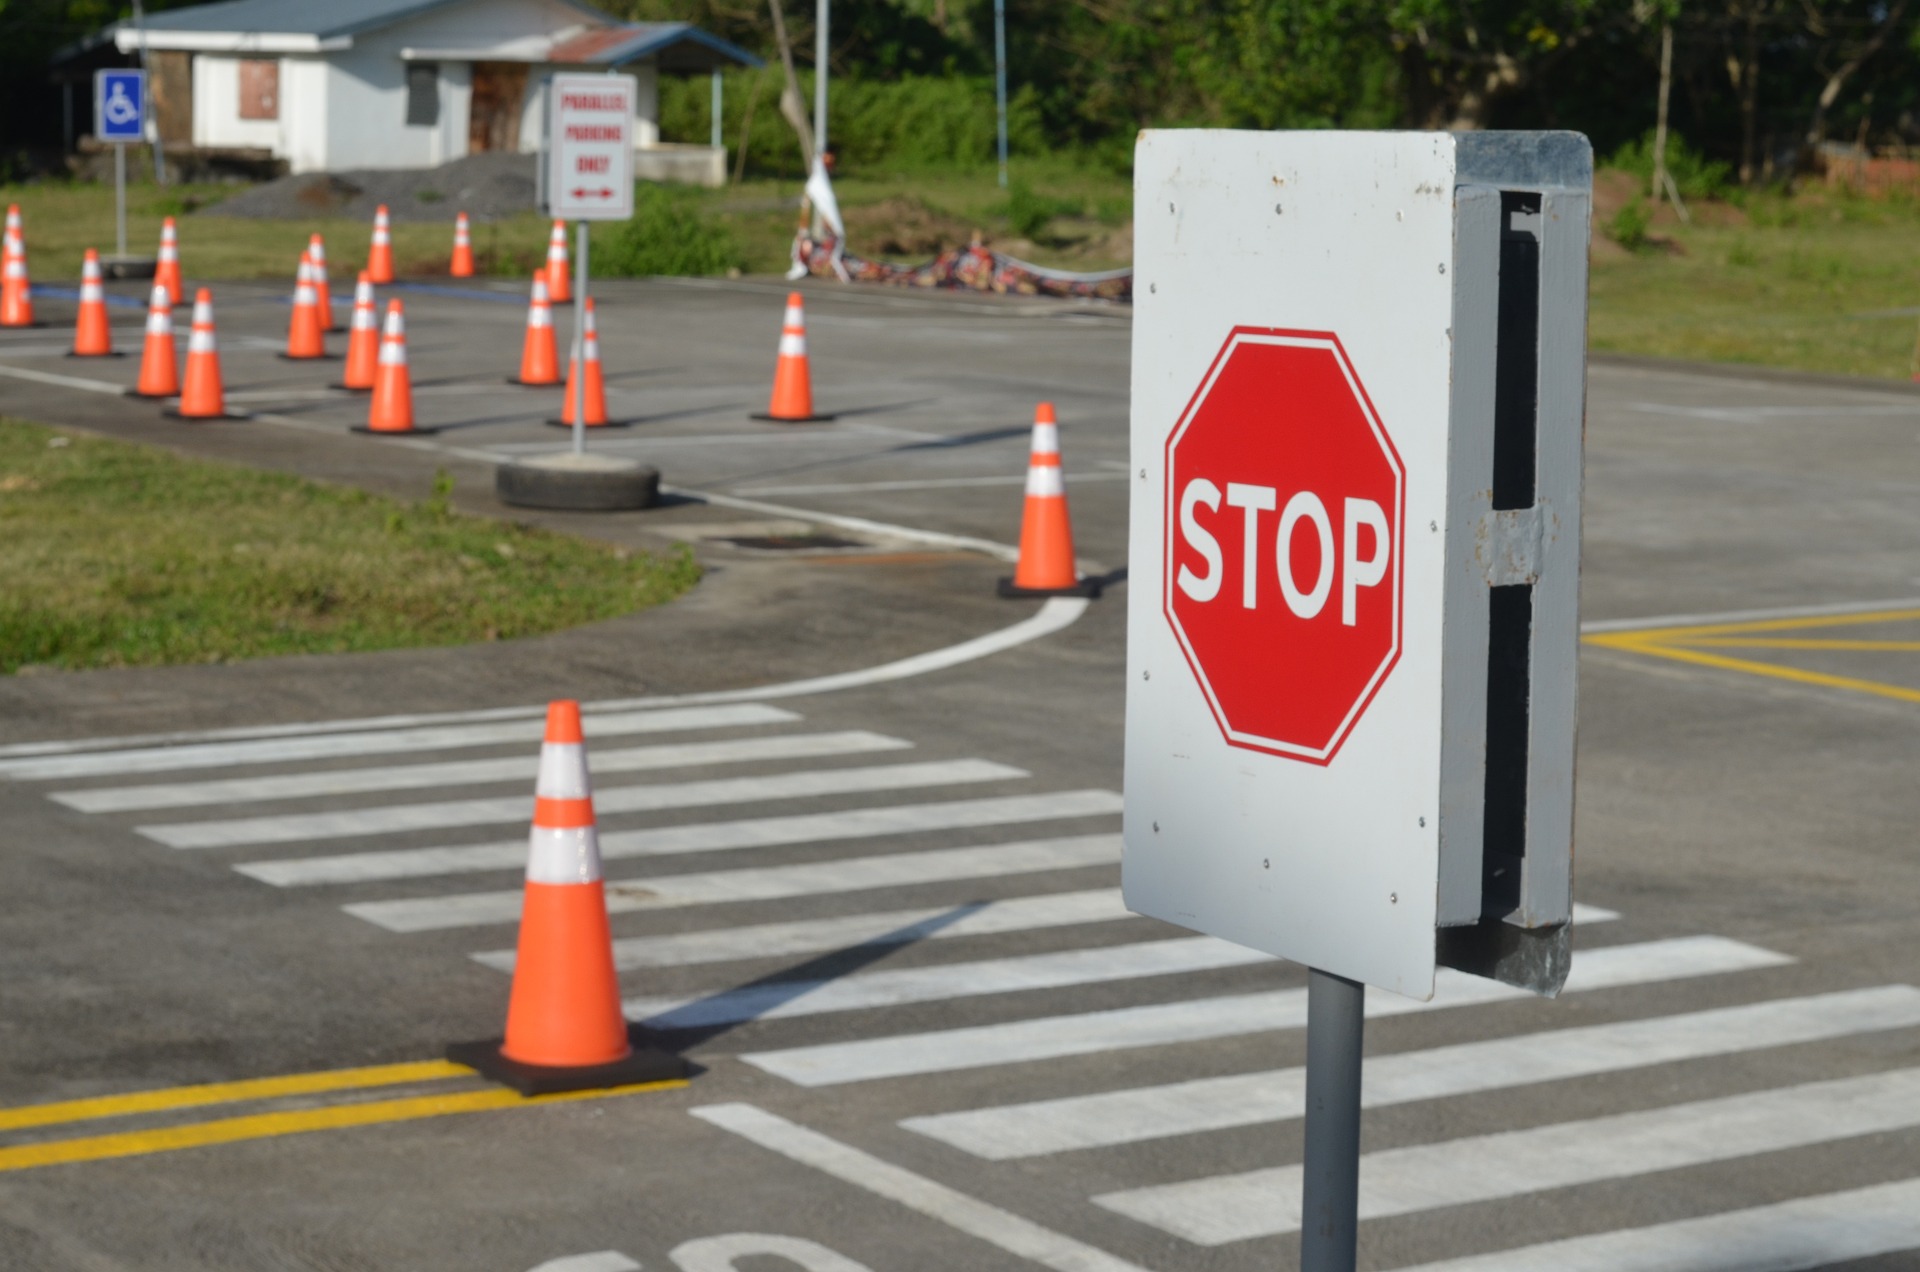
1163,328 -> 1404,764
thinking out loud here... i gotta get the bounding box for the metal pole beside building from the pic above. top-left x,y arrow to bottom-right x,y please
994,0 -> 1008,188
1299,969 -> 1365,1271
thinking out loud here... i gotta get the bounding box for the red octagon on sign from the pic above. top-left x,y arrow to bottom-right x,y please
1163,328 -> 1405,764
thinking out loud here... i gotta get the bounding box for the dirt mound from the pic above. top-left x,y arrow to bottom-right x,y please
842,196 -> 976,256
200,153 -> 538,223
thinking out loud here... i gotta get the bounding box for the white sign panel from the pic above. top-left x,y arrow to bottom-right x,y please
546,74 -> 636,222
1123,131 -> 1590,999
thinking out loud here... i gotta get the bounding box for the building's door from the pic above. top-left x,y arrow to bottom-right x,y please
468,63 -> 527,153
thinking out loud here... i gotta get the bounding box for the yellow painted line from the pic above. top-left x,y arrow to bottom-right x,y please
0,1078 -> 686,1174
1584,632 -> 1920,706
1669,637 -> 1920,652
0,1060 -> 470,1134
1610,607 -> 1920,641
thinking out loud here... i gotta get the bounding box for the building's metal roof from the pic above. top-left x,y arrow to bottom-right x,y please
548,22 -> 762,70
136,0 -> 602,41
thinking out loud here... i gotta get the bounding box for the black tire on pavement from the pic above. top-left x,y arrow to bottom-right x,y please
494,458 -> 660,511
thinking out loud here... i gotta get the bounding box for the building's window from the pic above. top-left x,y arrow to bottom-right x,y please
238,59 -> 279,120
406,63 -> 440,127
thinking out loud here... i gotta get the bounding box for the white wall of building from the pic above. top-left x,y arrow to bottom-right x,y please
191,55 -> 282,150
281,57 -> 329,172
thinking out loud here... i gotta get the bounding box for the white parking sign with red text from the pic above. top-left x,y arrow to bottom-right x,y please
547,73 -> 636,222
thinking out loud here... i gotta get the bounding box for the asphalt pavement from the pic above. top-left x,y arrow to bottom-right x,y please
3,270 -> 1920,1271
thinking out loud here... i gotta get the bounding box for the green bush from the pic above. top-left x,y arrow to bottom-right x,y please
595,184 -> 741,277
1001,180 -> 1082,239
1605,198 -> 1652,251
1605,131 -> 1734,201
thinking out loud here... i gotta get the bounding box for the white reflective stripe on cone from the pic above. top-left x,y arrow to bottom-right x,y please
1026,466 -> 1066,498
188,326 -> 216,353
378,337 -> 406,366
536,742 -> 591,799
527,824 -> 604,884
1031,423 -> 1060,455
783,304 -> 805,327
778,332 -> 807,356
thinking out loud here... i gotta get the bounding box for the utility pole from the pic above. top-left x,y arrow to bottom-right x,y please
994,0 -> 1008,188
132,0 -> 166,184
814,0 -> 829,163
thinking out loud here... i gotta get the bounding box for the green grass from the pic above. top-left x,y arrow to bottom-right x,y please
0,420 -> 700,675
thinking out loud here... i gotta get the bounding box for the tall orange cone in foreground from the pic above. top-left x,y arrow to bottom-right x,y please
512,273 -> 559,385
282,252 -> 326,359
751,292 -> 834,422
366,204 -> 395,283
355,299 -> 433,434
997,402 -> 1102,598
549,297 -> 617,427
165,289 -> 247,420
450,212 -> 475,277
1,205 -> 32,328
544,220 -> 571,302
307,234 -> 335,330
154,217 -> 182,305
337,272 -> 379,390
69,249 -> 116,357
446,701 -> 687,1096
131,284 -> 179,398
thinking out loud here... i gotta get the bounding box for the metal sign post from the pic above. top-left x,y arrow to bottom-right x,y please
95,69 -> 146,262
572,221 -> 588,456
1124,130 -> 1593,1269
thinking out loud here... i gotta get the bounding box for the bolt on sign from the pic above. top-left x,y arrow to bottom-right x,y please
542,73 -> 636,222
1124,132 -> 1592,999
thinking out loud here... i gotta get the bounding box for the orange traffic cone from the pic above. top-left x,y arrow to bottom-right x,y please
752,292 -> 833,422
281,252 -> 327,359
450,211 -> 475,278
511,273 -> 559,385
998,403 -> 1101,598
354,299 -> 435,435
446,701 -> 687,1096
130,284 -> 179,399
366,204 -> 395,284
1,205 -> 34,328
68,249 -> 118,357
164,288 -> 247,420
336,271 -> 379,390
154,217 -> 182,306
548,298 -> 623,428
545,220 -> 571,302
307,233 -> 335,330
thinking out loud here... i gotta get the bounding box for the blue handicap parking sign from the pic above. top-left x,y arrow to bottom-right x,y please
96,70 -> 147,142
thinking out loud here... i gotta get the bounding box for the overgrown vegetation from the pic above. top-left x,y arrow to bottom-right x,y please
597,183 -> 743,276
0,422 -> 700,674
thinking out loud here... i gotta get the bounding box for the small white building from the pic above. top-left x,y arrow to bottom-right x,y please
112,0 -> 760,183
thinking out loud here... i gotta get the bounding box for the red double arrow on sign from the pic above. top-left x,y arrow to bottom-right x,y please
569,188 -> 615,200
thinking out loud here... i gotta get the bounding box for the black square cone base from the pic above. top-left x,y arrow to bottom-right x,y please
350,423 -> 440,436
750,411 -> 836,424
543,418 -> 633,429
446,1038 -> 688,1096
277,352 -> 339,361
65,350 -> 126,358
1,320 -> 50,329
161,406 -> 253,421
998,576 -> 1105,600
125,388 -> 175,399
329,383 -> 372,392
506,376 -> 560,388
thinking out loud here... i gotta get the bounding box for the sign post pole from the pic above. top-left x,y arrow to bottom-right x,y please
95,68 -> 152,277
1299,968 -> 1364,1272
115,143 -> 127,259
572,220 -> 588,456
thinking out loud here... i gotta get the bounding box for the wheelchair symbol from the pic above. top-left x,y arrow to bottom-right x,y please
104,82 -> 139,127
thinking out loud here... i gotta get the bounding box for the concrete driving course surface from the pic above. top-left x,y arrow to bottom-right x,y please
4,275 -> 1920,1271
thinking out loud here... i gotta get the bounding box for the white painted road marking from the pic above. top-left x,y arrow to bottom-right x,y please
741,936 -> 1791,1086
251,792 -> 1125,891
143,758 -> 1028,848
904,984 -> 1920,1159
53,730 -> 911,812
625,936 -> 1272,1029
691,1103 -> 1152,1272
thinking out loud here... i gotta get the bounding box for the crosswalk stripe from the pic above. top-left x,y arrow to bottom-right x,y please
474,887 -> 1133,972
1092,1064 -> 1920,1245
1385,1177 -> 1920,1272
143,759 -> 1029,849
901,984 -> 1920,1159
0,704 -> 799,782
624,935 -> 1271,1029
740,936 -> 1791,1087
52,731 -> 912,813
247,792 -> 1124,891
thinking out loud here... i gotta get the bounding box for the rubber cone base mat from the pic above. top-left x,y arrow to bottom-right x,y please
350,424 -> 441,436
750,411 -> 837,424
1,320 -> 49,329
328,383 -> 372,392
276,352 -> 339,361
124,388 -> 176,400
445,1038 -> 688,1096
997,576 -> 1105,600
543,418 -> 634,429
64,351 -> 126,359
161,407 -> 253,421
506,376 -> 560,387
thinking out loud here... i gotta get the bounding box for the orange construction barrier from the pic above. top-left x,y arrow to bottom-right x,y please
544,220 -> 571,302
511,273 -> 560,385
751,292 -> 834,423
998,402 -> 1102,598
450,212 -> 474,278
446,701 -> 687,1095
1,205 -> 33,328
549,297 -> 619,428
154,217 -> 182,306
281,252 -> 326,359
130,284 -> 179,399
164,289 -> 247,420
366,204 -> 395,284
337,272 -> 379,390
355,299 -> 435,435
69,249 -> 117,357
307,233 -> 335,331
